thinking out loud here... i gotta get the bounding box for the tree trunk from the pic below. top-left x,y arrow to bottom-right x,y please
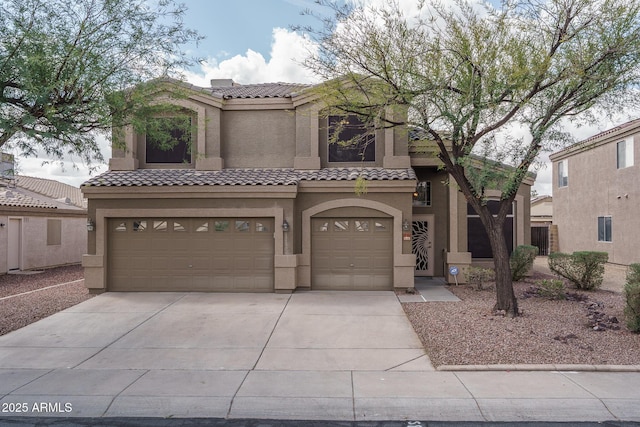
487,221 -> 519,317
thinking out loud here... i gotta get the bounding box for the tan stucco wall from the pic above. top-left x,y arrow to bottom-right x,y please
84,180 -> 416,291
552,134 -> 640,265
531,200 -> 553,218
1,213 -> 86,274
221,110 -> 296,168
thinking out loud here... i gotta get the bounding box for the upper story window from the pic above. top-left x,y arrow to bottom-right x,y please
557,159 -> 568,187
328,115 -> 375,162
413,181 -> 432,207
617,139 -> 634,169
145,116 -> 192,164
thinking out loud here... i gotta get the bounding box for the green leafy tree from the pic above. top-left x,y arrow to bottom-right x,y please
301,0 -> 640,316
0,0 -> 202,165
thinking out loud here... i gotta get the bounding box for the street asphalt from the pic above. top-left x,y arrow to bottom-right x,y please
0,291 -> 638,424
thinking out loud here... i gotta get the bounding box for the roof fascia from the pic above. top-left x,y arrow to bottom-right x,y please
82,185 -> 299,199
550,120 -> 640,161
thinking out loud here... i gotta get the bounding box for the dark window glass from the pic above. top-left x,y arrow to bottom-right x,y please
328,115 -> 375,162
466,200 -> 513,216
598,216 -> 612,242
467,201 -> 514,258
413,181 -> 432,207
558,160 -> 568,187
146,117 -> 192,164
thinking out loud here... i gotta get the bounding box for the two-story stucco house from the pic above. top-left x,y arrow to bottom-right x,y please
550,118 -> 640,265
81,78 -> 533,293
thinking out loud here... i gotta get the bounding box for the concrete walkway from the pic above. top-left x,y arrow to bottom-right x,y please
0,291 -> 639,422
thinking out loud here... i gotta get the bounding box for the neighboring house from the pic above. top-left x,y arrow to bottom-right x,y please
81,78 -> 533,293
550,118 -> 640,265
1,171 -> 87,273
530,195 -> 553,255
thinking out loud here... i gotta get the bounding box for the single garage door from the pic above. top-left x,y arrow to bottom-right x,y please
312,217 -> 393,290
108,218 -> 274,292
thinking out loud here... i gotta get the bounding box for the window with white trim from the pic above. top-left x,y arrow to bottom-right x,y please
557,159 -> 568,187
597,216 -> 612,242
617,139 -> 634,169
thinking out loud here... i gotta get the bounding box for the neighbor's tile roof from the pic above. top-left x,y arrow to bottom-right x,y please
212,83 -> 310,99
82,168 -> 417,187
0,189 -> 57,209
14,175 -> 86,208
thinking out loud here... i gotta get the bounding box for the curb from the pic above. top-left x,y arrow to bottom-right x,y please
437,364 -> 640,372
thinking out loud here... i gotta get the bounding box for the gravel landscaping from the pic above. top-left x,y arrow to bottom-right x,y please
403,267 -> 640,367
0,264 -> 93,336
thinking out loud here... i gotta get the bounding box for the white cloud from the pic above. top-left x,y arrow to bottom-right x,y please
184,28 -> 319,86
11,134 -> 110,188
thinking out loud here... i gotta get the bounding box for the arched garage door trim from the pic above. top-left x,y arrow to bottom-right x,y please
301,198 -> 407,288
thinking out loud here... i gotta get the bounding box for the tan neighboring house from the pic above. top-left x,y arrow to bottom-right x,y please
550,118 -> 640,265
81,78 -> 533,293
1,169 -> 88,273
530,195 -> 553,255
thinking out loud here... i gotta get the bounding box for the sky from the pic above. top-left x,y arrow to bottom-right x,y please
11,0 -> 629,195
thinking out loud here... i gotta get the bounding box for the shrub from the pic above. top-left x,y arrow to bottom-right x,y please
536,279 -> 566,300
466,267 -> 495,290
624,263 -> 640,333
548,251 -> 608,290
510,245 -> 538,281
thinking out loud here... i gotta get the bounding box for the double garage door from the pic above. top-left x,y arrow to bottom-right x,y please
312,217 -> 393,290
108,218 -> 274,292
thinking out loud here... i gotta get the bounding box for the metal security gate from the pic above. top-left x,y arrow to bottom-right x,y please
531,226 -> 550,255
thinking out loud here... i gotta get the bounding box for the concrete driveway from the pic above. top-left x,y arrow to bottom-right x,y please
1,291 -> 639,422
0,291 -> 434,419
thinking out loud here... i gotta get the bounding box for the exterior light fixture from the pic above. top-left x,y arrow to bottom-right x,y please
282,219 -> 290,232
402,219 -> 411,241
87,218 -> 95,232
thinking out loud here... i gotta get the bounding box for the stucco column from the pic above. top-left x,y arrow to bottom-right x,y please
294,104 -> 321,169
109,125 -> 138,171
446,175 -> 472,283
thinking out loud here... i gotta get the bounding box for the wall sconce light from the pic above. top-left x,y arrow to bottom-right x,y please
282,219 -> 290,232
402,219 -> 410,231
87,218 -> 95,232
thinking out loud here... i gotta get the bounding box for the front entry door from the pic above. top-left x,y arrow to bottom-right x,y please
412,215 -> 434,276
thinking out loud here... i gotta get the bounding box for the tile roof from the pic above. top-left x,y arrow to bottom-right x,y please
0,189 -> 57,209
579,118 -> 640,145
212,83 -> 310,99
14,175 -> 86,208
82,168 -> 417,188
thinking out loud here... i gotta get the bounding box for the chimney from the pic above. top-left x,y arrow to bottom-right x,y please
210,79 -> 236,88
